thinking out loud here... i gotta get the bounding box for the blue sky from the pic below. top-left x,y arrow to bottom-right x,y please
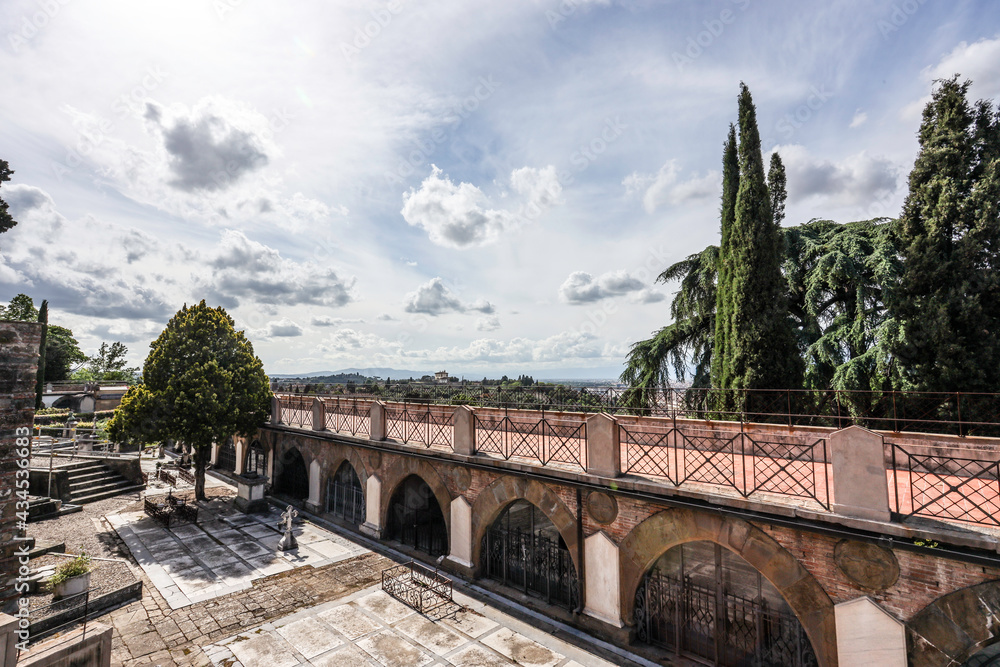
1,0 -> 998,378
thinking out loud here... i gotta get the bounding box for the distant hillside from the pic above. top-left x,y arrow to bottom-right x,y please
270,367 -> 431,380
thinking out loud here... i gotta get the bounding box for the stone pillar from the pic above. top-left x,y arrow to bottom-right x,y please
835,597 -> 906,667
370,401 -> 386,441
583,531 -> 623,627
585,413 -> 620,477
210,441 -> 219,466
234,438 -> 246,475
361,475 -> 382,537
453,406 -> 475,456
306,459 -> 322,512
271,394 -> 280,425
312,397 -> 325,431
446,496 -> 473,568
0,613 -> 19,666
830,426 -> 889,522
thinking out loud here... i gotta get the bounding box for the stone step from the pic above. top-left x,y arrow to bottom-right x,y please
71,484 -> 144,505
67,469 -> 117,484
68,474 -> 126,491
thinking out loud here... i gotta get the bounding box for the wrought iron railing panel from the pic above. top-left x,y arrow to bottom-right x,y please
619,424 -> 830,509
321,398 -> 371,437
385,405 -> 454,448
472,413 -> 585,470
327,478 -> 365,525
888,443 -> 1000,526
381,562 -> 453,613
280,396 -> 313,428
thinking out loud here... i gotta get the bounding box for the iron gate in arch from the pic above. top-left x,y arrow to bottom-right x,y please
481,500 -> 579,610
245,441 -> 267,477
633,542 -> 817,667
217,438 -> 237,472
386,475 -> 448,557
327,461 -> 365,526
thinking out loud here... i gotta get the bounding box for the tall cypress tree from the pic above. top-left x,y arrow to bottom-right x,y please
35,300 -> 48,410
725,83 -> 802,392
768,152 -> 787,226
892,77 -> 1000,392
711,124 -> 740,392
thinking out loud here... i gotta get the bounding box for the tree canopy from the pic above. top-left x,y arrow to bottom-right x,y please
108,301 -> 271,500
0,160 -> 17,235
72,341 -> 141,384
891,76 -> 1000,393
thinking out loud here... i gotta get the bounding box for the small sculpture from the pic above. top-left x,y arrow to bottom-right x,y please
278,505 -> 298,551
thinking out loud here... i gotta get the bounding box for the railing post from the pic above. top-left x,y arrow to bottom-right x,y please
830,426 -> 890,522
585,413 -> 620,478
271,395 -> 280,425
453,406 -> 475,455
312,397 -> 325,432
370,401 -> 386,441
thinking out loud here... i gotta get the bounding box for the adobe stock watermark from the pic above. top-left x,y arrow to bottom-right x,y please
340,0 -> 407,62
12,425 -> 33,651
877,0 -> 928,39
672,0 -> 751,71
50,66 -> 169,182
760,84 -> 833,148
7,0 -> 73,54
213,0 -> 248,21
382,75 -> 501,187
205,108 -> 295,191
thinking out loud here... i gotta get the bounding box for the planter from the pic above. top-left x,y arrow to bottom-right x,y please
51,571 -> 91,600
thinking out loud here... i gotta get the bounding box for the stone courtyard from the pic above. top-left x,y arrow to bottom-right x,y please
27,466 -> 646,666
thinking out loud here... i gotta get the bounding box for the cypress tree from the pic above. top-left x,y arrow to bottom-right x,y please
768,152 -> 787,226
892,77 -> 1000,392
711,124 -> 739,392
726,83 -> 802,393
35,300 -> 48,410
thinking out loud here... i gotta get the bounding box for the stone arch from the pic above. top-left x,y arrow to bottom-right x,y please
619,508 -> 837,667
328,445 -> 369,486
379,457 -> 452,536
907,579 -> 1000,667
469,476 -> 580,575
273,444 -> 310,499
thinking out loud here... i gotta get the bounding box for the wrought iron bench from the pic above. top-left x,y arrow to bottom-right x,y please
143,495 -> 197,529
381,562 -> 453,613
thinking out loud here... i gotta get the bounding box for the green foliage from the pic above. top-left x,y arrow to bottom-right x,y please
44,325 -> 87,382
1,293 -> 38,321
46,553 -> 92,589
73,341 -> 140,383
108,301 -> 271,499
711,125 -> 739,391
36,300 -> 48,410
0,160 -> 16,235
891,76 -> 1000,392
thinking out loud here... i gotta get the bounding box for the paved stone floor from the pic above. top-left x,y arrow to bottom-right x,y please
108,500 -> 366,608
203,586 -> 616,667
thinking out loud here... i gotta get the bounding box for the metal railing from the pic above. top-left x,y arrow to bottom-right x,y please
385,404 -> 453,448
320,397 -> 372,437
381,562 -> 453,613
619,420 -> 831,509
473,411 -> 587,471
27,589 -> 90,643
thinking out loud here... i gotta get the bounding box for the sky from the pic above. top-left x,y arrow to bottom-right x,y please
1,0 -> 999,379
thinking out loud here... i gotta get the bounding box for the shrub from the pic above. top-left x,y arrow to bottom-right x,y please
46,553 -> 93,589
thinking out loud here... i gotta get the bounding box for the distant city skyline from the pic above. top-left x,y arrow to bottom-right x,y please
1,1 -> 998,375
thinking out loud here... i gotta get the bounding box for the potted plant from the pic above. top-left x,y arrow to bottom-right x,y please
47,553 -> 93,600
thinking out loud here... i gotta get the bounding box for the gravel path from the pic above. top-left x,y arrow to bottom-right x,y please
29,492 -> 144,560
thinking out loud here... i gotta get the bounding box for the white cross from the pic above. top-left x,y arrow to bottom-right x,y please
280,505 -> 298,532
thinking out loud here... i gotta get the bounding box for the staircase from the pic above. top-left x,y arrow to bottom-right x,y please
64,460 -> 144,504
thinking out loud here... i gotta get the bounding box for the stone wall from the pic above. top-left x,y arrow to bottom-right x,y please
0,321 -> 41,614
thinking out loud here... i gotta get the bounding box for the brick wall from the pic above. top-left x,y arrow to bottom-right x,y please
0,321 -> 42,614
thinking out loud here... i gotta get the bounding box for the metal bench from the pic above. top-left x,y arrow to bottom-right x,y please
381,561 -> 453,613
143,494 -> 197,529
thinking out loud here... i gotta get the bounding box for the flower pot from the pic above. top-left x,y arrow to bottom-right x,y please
52,572 -> 91,600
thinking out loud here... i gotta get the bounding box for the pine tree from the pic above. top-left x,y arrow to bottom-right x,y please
892,76 -> 1000,392
725,83 -> 802,393
768,152 -> 787,226
35,300 -> 48,410
711,124 -> 739,391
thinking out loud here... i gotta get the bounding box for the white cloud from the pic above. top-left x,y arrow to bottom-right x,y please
559,270 -> 646,304
314,328 -> 400,354
402,277 -> 495,315
775,145 -> 899,208
849,109 -> 867,128
400,164 -> 562,248
311,316 -> 364,326
623,161 -> 720,213
925,36 -> 1000,100
476,315 -> 501,331
269,318 -> 303,337
408,330 -> 603,364
205,230 -> 356,309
